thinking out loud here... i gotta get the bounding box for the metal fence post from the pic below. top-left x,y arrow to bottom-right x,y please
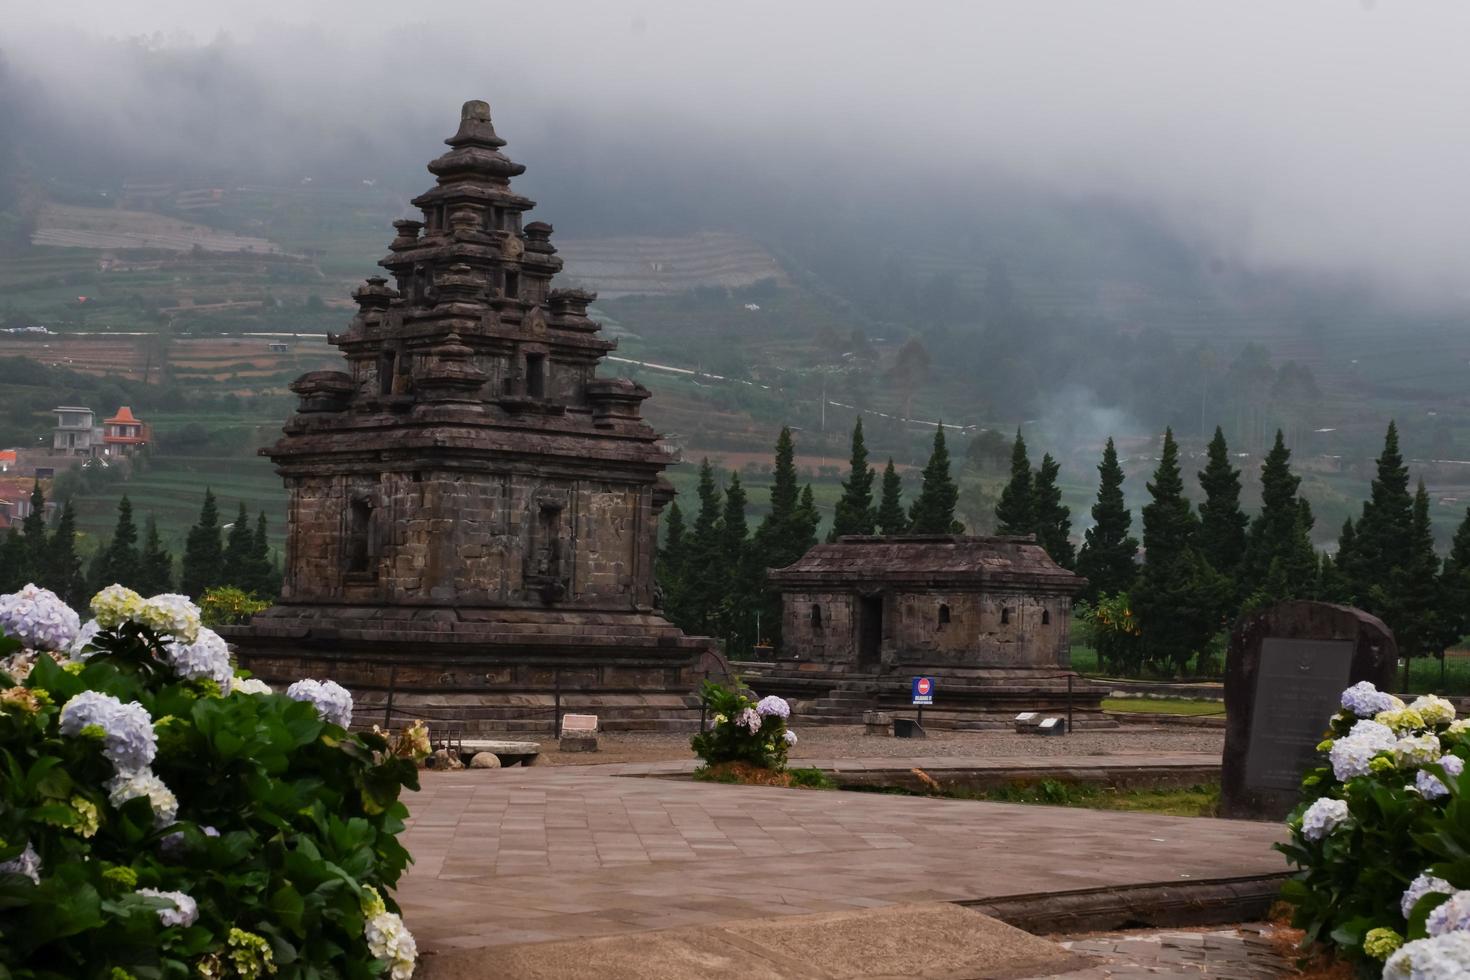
382,664 -> 397,731
1067,674 -> 1074,734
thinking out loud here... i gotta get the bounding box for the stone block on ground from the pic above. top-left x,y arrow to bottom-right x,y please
559,734 -> 599,753
469,752 -> 502,769
862,710 -> 892,736
430,748 -> 464,770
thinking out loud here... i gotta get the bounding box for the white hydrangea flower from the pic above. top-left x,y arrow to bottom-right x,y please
59,691 -> 157,774
161,627 -> 234,692
135,888 -> 199,927
1300,797 -> 1351,841
1350,719 -> 1397,742
1342,681 -> 1403,718
91,585 -> 145,630
365,909 -> 418,979
755,695 -> 790,719
137,593 -> 200,643
106,769 -> 178,826
0,841 -> 40,884
1404,874 -> 1457,919
783,730 -> 798,746
1330,730 -> 1394,781
1427,890 -> 1470,937
1396,734 -> 1444,769
1416,756 -> 1465,800
1385,930 -> 1470,979
1448,719 -> 1470,737
233,677 -> 272,696
68,619 -> 103,660
735,706 -> 762,734
0,584 -> 81,652
1411,695 -> 1457,728
286,678 -> 354,728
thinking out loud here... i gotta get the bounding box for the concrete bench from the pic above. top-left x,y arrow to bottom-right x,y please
457,739 -> 541,767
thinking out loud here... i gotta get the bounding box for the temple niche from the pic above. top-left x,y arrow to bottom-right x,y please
225,101 -> 715,733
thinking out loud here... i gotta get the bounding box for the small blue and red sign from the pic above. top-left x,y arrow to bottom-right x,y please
912,676 -> 934,706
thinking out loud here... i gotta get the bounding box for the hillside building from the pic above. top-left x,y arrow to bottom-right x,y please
102,407 -> 148,456
52,406 -> 99,456
225,101 -> 718,733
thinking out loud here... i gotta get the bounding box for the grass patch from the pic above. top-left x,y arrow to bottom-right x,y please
693,762 -> 833,789
954,779 -> 1221,817
1101,697 -> 1224,716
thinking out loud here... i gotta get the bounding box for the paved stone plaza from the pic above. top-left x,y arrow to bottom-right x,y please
396,756 -> 1286,964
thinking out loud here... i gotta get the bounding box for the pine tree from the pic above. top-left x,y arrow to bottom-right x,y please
1132,429 -> 1227,674
1032,452 -> 1074,568
221,502 -> 254,589
1329,517 -> 1359,604
908,424 -> 962,534
137,515 -> 175,596
754,428 -> 818,649
45,500 -> 85,605
796,485 -> 820,547
1385,482 -> 1443,662
100,495 -> 141,590
656,500 -> 688,623
1441,507 -> 1470,653
829,418 -> 876,540
0,529 -> 24,593
1243,431 -> 1315,601
682,460 -> 725,637
1351,421 -> 1414,601
876,460 -> 908,535
85,540 -> 109,597
180,489 -> 224,599
246,512 -> 278,598
1076,438 -> 1138,601
994,430 -> 1035,535
1197,427 -> 1247,580
20,481 -> 47,584
716,472 -> 758,654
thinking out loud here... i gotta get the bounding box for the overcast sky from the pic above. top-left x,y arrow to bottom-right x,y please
10,1 -> 1470,306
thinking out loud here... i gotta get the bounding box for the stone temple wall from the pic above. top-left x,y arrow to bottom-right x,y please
282,469 -> 655,608
781,588 -> 1074,670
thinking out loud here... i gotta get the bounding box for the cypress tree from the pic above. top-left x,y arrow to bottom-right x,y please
718,472 -> 759,655
1243,431 -> 1315,600
656,500 -> 689,623
180,489 -> 224,599
1197,427 -> 1247,580
1382,482 -> 1443,666
908,424 -> 962,534
1324,518 -> 1359,604
1441,507 -> 1470,653
246,512 -> 277,597
876,460 -> 908,535
683,460 -> 725,636
100,495 -> 140,590
829,418 -> 876,540
137,515 -> 175,596
1032,452 -> 1074,568
994,430 -> 1035,535
45,500 -> 85,605
221,502 -> 254,589
754,428 -> 817,649
1352,421 -> 1414,599
85,540 -> 109,597
1133,429 -> 1227,674
20,481 -> 47,583
796,485 -> 821,548
0,529 -> 24,592
1076,438 -> 1138,601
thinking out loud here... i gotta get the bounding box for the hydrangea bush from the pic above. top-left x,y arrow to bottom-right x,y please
690,682 -> 797,771
0,584 -> 420,979
1278,680 -> 1470,977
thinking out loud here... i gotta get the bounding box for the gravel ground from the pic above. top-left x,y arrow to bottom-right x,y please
540,724 -> 1224,767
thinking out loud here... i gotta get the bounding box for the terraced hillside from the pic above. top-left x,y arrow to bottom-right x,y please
558,233 -> 784,297
32,204 -> 287,255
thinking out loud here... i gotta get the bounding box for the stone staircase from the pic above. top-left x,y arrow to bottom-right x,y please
354,691 -> 702,736
793,685 -> 877,725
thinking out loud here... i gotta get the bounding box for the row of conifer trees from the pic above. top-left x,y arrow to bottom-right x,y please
995,421 -> 1470,676
656,420 -> 964,656
0,484 -> 281,605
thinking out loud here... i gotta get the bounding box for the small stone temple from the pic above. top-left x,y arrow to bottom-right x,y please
756,535 -> 1113,729
226,101 -> 715,732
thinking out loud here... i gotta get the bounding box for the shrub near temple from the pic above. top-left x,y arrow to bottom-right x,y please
0,583 -> 420,979
690,682 -> 797,772
1278,680 -> 1470,977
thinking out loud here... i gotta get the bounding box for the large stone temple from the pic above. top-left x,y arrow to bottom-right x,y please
226,101 -> 716,732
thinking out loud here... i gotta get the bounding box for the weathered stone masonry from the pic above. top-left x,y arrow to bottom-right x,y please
225,101 -> 714,733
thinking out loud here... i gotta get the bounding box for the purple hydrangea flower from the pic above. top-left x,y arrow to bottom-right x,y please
59,691 -> 157,774
756,695 -> 790,719
286,678 -> 354,728
0,584 -> 81,652
1415,755 -> 1465,800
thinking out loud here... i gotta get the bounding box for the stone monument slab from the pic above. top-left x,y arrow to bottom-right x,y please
1222,601 -> 1396,820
